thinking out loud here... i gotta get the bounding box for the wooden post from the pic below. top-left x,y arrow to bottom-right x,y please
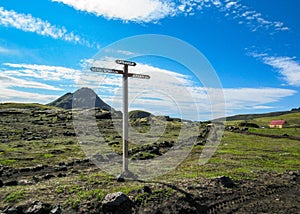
123,65 -> 129,173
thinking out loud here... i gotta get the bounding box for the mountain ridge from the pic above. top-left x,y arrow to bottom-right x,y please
223,108 -> 300,121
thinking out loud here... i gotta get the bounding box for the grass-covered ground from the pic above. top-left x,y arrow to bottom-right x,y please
249,127 -> 300,137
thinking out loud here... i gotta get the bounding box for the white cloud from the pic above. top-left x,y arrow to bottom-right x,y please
50,0 -> 288,33
223,87 -> 296,112
0,87 -> 57,103
252,106 -> 273,110
222,0 -> 288,32
3,63 -> 81,81
0,73 -> 61,91
0,46 -> 20,55
0,72 -> 61,103
176,0 -> 289,33
0,63 -> 81,103
52,0 -> 176,23
0,7 -> 90,46
250,53 -> 300,87
115,50 -> 136,56
262,56 -> 300,87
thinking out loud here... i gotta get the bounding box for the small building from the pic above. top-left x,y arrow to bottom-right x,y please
269,120 -> 285,128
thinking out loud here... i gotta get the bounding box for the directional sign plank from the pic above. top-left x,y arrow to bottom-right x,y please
116,59 -> 136,66
128,73 -> 151,79
90,67 -> 123,74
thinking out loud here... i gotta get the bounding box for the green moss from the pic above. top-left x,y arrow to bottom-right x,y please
131,152 -> 157,160
134,188 -> 174,206
0,159 -> 17,166
67,189 -> 106,209
43,153 -> 55,158
4,190 -> 26,203
0,102 -> 55,110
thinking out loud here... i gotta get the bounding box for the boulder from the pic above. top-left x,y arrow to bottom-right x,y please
138,186 -> 152,194
63,131 -> 76,137
2,205 -> 25,214
102,192 -> 133,214
95,112 -> 112,119
24,201 -> 52,214
4,180 -> 18,186
50,205 -> 62,214
43,174 -> 55,180
216,176 -> 236,188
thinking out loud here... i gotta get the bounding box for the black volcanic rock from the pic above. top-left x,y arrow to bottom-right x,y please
48,87 -> 111,110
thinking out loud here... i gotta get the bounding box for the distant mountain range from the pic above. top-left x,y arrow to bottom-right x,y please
48,87 -> 112,110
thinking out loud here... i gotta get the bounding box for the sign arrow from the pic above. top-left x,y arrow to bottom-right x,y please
90,67 -> 123,74
90,67 -> 150,79
116,59 -> 136,66
128,73 -> 151,79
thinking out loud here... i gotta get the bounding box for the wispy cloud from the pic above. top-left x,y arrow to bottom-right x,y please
250,53 -> 300,87
0,72 -> 61,91
0,7 -> 91,46
0,46 -> 20,55
0,72 -> 60,103
52,0 -> 176,23
178,0 -> 289,32
221,0 -> 289,32
0,87 -> 57,103
0,63 -> 78,103
3,63 -> 81,81
223,87 -> 296,112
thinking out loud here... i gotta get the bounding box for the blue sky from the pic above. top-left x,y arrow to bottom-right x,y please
0,0 -> 299,120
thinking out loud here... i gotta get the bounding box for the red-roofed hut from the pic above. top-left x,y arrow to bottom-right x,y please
269,120 -> 285,128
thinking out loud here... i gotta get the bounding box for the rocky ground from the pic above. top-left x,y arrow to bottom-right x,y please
1,161 -> 299,213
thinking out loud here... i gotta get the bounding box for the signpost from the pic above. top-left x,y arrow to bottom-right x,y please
116,59 -> 137,66
90,59 -> 150,179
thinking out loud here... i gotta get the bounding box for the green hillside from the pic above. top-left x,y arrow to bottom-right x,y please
226,111 -> 300,127
225,111 -> 300,138
251,112 -> 300,127
129,110 -> 152,119
225,108 -> 300,122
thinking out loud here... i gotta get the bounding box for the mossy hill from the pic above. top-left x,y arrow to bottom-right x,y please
224,107 -> 300,122
129,110 -> 152,119
0,103 -> 55,110
226,111 -> 300,128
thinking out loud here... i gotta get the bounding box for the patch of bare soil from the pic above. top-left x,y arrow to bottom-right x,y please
135,171 -> 299,214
